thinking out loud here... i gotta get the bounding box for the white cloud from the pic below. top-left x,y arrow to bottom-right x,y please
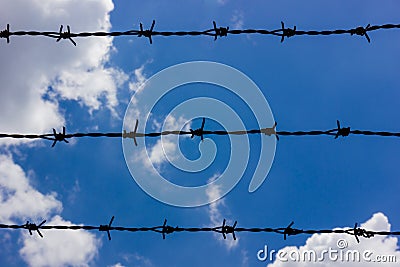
125,63 -> 194,170
241,249 -> 250,267
0,154 -> 101,266
127,83 -> 192,169
131,253 -> 154,267
67,179 -> 81,204
129,65 -> 148,93
267,212 -> 400,266
55,67 -> 127,116
0,154 -> 61,223
109,253 -> 154,267
217,0 -> 228,5
108,252 -> 154,267
231,10 -> 244,29
19,215 -> 101,267
147,137 -> 177,166
206,174 -> 238,250
0,0 -> 127,145
123,64 -> 150,125
147,114 -> 190,166
117,252 -> 154,267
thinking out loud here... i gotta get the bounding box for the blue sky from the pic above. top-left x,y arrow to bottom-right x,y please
0,1 -> 399,266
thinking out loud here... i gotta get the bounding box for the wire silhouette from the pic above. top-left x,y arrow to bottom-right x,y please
1,120 -> 400,147
0,21 -> 399,45
0,217 -> 398,243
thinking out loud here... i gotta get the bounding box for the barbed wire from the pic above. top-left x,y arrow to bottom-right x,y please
0,21 -> 399,45
1,120 -> 400,147
1,217 -> 398,243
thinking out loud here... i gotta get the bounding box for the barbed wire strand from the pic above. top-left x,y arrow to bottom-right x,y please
1,120 -> 399,147
1,22 -> 399,45
0,217 -> 398,243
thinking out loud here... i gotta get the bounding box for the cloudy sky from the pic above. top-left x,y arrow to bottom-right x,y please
0,0 -> 399,266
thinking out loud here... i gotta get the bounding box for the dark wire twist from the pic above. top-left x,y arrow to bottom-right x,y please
0,217 -> 398,242
1,119 -> 400,147
1,22 -> 400,45
56,25 -> 76,46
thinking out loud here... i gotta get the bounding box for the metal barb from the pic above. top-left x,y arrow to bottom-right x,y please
261,122 -> 279,140
138,20 -> 155,44
283,221 -> 296,240
99,216 -> 115,241
24,220 -> 46,238
2,119 -> 400,145
56,25 -> 76,46
335,120 -> 351,139
51,126 -> 69,147
161,219 -> 177,239
351,24 -> 371,43
190,118 -> 206,141
219,219 -> 237,240
213,21 -> 229,41
1,22 -> 400,44
0,24 -> 10,43
353,223 -> 361,243
123,119 -> 139,146
0,219 -> 396,242
352,223 -> 374,243
280,21 -> 297,42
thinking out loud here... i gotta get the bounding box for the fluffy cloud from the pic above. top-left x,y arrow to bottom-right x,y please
266,212 -> 400,266
148,114 -> 190,166
217,0 -> 228,5
128,65 -> 148,93
0,154 -> 61,223
206,174 -> 238,250
19,215 -> 101,267
0,0 -> 127,145
230,10 -> 244,29
108,252 -> 154,267
0,154 -> 101,266
126,65 -> 192,169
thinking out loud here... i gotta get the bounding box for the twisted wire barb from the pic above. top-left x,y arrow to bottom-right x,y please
0,22 -> 399,45
1,120 -> 400,147
1,217 -> 398,243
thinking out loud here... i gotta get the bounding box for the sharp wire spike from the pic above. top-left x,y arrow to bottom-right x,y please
0,218 -> 394,242
99,216 -> 114,241
0,21 -> 399,44
0,24 -> 11,43
133,119 -> 138,146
